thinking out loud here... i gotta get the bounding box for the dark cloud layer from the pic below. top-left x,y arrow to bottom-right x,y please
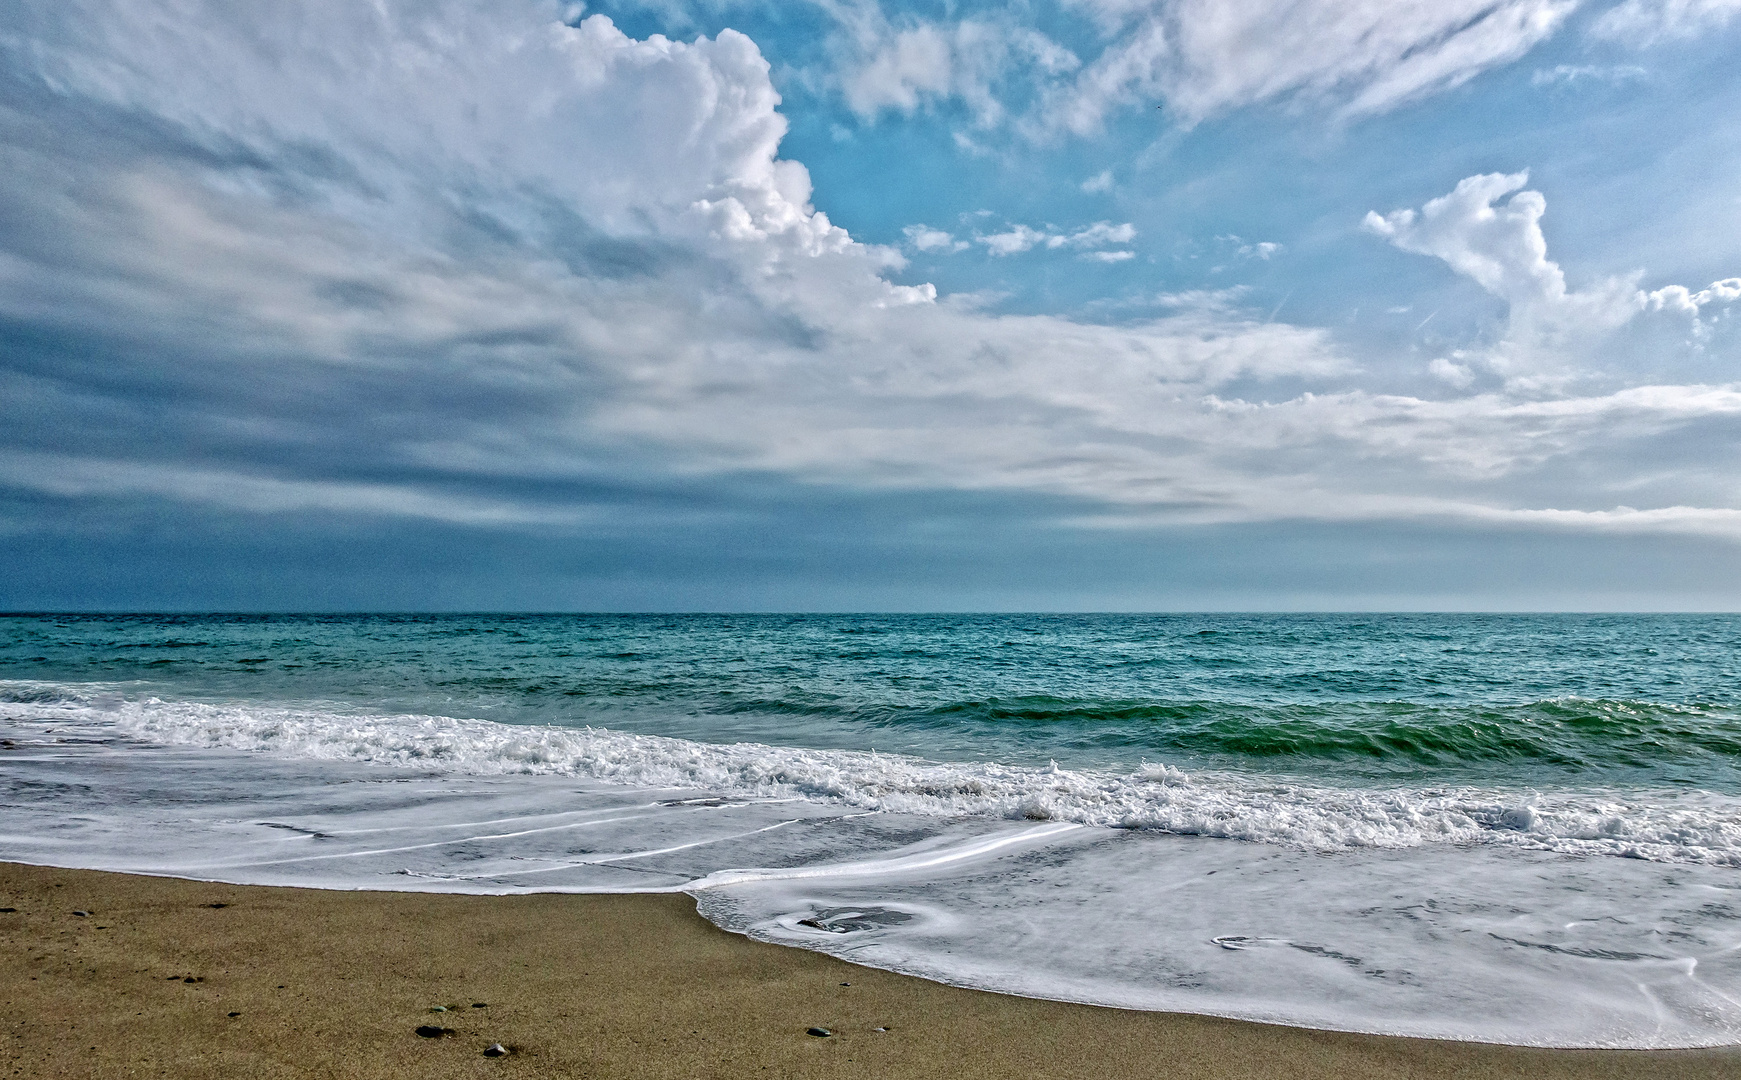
1,0 -> 1739,609
9,479 -> 1741,611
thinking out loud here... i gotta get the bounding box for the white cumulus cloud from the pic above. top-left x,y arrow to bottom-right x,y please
1366,171 -> 1740,372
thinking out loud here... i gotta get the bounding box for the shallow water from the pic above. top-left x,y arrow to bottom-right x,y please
2,613 -> 1739,1046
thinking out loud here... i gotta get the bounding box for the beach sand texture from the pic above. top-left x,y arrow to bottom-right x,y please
2,861 -> 1737,1080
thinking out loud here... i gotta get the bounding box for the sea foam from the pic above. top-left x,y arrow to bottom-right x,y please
3,684 -> 1741,1049
11,683 -> 1727,867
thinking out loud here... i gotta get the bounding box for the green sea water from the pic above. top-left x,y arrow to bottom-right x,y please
3,612 -> 1737,789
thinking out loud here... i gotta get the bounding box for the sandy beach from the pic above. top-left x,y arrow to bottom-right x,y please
0,861 -> 1734,1079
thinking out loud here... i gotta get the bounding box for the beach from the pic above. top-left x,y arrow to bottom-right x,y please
3,861 -> 1737,1080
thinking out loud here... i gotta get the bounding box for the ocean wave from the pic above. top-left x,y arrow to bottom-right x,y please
727,694 -> 1741,771
7,680 -> 1740,866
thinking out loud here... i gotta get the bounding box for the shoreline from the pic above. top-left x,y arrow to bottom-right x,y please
3,862 -> 1738,1079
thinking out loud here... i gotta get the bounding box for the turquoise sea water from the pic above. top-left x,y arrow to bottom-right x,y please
3,612 -> 1740,1047
4,612 -> 1739,784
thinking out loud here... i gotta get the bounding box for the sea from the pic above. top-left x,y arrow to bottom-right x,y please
2,612 -> 1739,1048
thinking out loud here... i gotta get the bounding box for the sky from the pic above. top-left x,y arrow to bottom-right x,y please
1,0 -> 1739,611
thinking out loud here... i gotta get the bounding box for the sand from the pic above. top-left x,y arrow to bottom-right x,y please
1,861 -> 1736,1079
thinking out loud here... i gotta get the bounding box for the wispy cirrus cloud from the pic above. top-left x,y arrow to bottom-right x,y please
804,0 -> 1580,140
977,220 -> 1136,255
1592,0 -> 1741,43
1034,0 -> 1577,133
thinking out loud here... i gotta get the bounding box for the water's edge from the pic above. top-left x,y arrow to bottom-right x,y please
3,696 -> 1739,1049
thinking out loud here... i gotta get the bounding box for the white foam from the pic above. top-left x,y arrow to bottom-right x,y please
9,681 -> 1739,866
4,683 -> 1741,1048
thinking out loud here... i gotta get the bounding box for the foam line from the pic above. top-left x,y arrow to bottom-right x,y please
414,819 -> 808,880
53,688 -> 1741,867
222,809 -> 680,867
684,822 -> 1084,890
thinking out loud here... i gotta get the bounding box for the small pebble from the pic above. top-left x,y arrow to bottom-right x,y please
72,910 -> 90,917
806,1027 -> 832,1038
227,1012 -> 240,1018
874,1026 -> 891,1033
483,1043 -> 508,1057
0,907 -> 17,913
471,1002 -> 488,1008
414,1025 -> 453,1038
429,1005 -> 448,1013
182,976 -> 202,984
839,982 -> 850,987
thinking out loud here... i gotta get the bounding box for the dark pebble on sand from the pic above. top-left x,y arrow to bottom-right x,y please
415,1025 -> 454,1038
227,1012 -> 240,1018
472,1002 -> 488,1008
483,1043 -> 508,1057
205,902 -> 229,908
183,976 -> 202,983
0,907 -> 15,913
806,1027 -> 832,1038
72,910 -> 90,917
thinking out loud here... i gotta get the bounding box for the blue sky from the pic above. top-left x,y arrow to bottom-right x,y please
1,0 -> 1739,610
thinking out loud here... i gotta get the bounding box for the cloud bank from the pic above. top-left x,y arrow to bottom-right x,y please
2,0 -> 1741,608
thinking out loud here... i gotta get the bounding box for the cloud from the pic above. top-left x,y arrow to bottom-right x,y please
843,23 -> 956,118
1531,63 -> 1648,86
821,1 -> 1575,141
1364,172 -> 1580,309
840,18 -> 1078,127
1429,357 -> 1477,389
1066,220 -> 1138,248
1081,169 -> 1115,193
1229,238 -> 1282,260
1592,0 -> 1741,43
903,224 -> 968,253
1039,0 -> 1576,134
2,0 -> 1741,566
977,220 -> 1136,255
978,223 -> 1050,255
1365,173 -> 1740,366
1642,278 -> 1741,313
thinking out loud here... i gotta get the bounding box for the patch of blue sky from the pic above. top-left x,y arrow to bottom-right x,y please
593,0 -> 1741,357
3,0 -> 1741,610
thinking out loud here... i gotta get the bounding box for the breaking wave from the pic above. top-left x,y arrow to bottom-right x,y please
8,680 -> 1740,866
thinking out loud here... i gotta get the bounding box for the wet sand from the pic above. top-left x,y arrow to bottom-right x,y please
1,861 -> 1736,1079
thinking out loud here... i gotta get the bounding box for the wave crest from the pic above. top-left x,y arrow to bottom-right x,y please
8,682 -> 1736,866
